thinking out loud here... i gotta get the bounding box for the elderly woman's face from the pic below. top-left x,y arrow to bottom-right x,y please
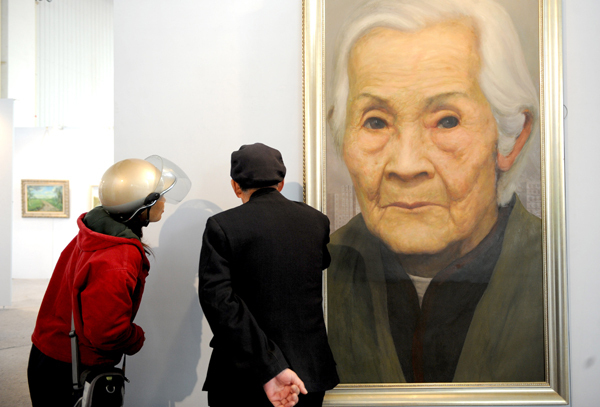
343,20 -> 500,257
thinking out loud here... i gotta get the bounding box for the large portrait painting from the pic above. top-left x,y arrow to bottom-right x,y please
303,0 -> 568,405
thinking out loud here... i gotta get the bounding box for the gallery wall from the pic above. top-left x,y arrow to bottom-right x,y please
6,0 -> 116,280
0,100 -> 14,307
11,128 -> 113,279
114,1 -> 302,405
562,0 -> 600,402
2,0 -> 35,126
114,0 -> 599,406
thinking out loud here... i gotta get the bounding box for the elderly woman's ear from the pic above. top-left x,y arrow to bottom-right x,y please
497,111 -> 533,172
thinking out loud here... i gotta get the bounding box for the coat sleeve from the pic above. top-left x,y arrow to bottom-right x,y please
79,247 -> 145,356
198,217 -> 289,385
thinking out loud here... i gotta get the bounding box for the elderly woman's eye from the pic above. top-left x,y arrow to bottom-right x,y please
363,117 -> 387,130
437,116 -> 459,129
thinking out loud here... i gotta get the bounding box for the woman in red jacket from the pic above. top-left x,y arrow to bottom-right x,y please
27,155 -> 191,407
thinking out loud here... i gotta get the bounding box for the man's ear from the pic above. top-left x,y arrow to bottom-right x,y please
497,111 -> 533,172
276,179 -> 285,192
231,180 -> 243,198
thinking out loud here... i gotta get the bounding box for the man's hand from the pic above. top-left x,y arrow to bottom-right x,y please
263,368 -> 308,407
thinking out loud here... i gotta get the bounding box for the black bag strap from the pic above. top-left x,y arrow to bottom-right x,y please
70,312 -> 82,390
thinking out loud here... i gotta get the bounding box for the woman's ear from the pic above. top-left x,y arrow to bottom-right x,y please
497,111 -> 533,172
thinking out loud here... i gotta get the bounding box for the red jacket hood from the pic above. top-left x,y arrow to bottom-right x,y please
76,213 -> 147,259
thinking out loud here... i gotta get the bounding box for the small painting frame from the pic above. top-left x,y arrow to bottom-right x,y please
21,179 -> 70,218
90,185 -> 100,210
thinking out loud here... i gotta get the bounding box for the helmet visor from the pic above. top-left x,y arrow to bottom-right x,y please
145,155 -> 192,204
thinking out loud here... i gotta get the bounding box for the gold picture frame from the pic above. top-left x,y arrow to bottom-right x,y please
303,0 -> 568,405
90,185 -> 100,210
21,179 -> 70,218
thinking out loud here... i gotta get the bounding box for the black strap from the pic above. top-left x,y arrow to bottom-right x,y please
70,312 -> 82,390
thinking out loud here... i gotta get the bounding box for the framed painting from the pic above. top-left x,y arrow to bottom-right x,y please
90,185 -> 100,210
21,179 -> 70,218
303,0 -> 568,405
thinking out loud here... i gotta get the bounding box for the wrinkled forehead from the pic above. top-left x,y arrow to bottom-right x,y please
349,17 -> 480,65
347,19 -> 483,96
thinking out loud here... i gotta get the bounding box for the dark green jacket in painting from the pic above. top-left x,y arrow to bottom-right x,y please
327,196 -> 544,383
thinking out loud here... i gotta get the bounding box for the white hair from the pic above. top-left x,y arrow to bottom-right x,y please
328,0 -> 539,205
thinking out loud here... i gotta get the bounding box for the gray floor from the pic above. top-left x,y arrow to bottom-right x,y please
0,279 -> 48,407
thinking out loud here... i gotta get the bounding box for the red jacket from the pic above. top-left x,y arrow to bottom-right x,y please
32,213 -> 150,366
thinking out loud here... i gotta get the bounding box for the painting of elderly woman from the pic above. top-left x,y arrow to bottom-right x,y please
324,0 -> 544,384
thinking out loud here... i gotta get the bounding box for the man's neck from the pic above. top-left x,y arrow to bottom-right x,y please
241,186 -> 277,203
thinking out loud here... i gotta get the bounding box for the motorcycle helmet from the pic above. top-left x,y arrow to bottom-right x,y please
99,155 -> 191,222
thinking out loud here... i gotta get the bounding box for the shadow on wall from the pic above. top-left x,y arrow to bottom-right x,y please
281,181 -> 303,203
125,199 -> 222,406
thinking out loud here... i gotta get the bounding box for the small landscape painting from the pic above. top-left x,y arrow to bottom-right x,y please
22,180 -> 70,218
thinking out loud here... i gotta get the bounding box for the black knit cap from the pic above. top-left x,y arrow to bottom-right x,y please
230,143 -> 286,189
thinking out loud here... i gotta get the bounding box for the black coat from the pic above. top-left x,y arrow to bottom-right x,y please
199,188 -> 339,394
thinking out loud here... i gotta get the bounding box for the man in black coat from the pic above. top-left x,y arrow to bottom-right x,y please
199,143 -> 339,407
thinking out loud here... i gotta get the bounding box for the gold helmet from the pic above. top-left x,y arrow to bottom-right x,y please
99,155 -> 191,221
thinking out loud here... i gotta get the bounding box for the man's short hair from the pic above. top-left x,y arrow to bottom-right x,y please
328,0 -> 539,205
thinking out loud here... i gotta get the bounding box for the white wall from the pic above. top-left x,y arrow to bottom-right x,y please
0,99 -> 14,307
1,0 -> 114,127
563,1 -> 600,405
114,0 -> 600,406
12,127 -> 113,279
114,1 -> 302,405
3,0 -> 35,126
36,0 -> 114,128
